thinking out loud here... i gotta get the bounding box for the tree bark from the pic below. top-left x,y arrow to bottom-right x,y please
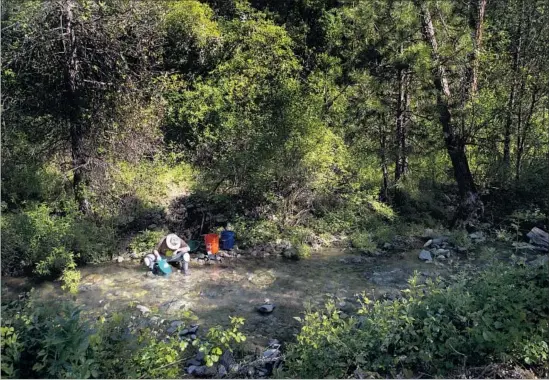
515,87 -> 539,181
379,119 -> 389,202
503,0 -> 524,168
395,60 -> 410,181
63,0 -> 90,213
416,0 -> 484,222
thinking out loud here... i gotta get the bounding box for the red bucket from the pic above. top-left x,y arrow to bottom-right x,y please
204,233 -> 219,254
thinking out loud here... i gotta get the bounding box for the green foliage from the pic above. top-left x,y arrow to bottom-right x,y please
285,264 -> 549,378
1,298 -> 249,379
128,229 -> 167,254
296,243 -> 312,258
233,217 -> 281,247
448,229 -> 472,249
1,326 -> 22,378
1,203 -> 115,277
60,262 -> 81,295
349,231 -> 376,251
197,316 -> 247,367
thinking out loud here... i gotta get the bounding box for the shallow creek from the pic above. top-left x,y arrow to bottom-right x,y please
1,247 -> 511,348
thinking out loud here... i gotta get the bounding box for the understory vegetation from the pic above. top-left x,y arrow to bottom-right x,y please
285,264 -> 549,379
2,0 -> 549,378
1,296 -> 247,379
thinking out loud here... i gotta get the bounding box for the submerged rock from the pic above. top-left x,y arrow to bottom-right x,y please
257,304 -> 275,314
370,268 -> 405,286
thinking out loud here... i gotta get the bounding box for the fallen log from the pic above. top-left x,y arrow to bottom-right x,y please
526,227 -> 549,250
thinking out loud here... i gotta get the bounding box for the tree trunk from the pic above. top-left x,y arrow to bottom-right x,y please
515,87 -> 539,181
395,62 -> 410,181
64,0 -> 90,213
503,0 -> 524,168
379,120 -> 389,202
416,0 -> 484,222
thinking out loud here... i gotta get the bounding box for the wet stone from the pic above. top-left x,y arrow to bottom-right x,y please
419,250 -> 433,262
257,304 -> 275,314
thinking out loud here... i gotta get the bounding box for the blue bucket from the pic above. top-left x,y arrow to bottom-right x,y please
220,231 -> 235,250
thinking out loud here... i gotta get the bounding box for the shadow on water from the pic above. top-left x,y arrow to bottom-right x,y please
1,246 -> 482,348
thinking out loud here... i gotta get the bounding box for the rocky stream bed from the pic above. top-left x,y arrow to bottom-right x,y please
2,231 -> 548,378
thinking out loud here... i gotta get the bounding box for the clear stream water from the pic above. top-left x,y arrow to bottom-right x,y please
1,246 -> 516,349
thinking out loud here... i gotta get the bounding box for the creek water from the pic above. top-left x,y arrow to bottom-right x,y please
1,246 -> 511,348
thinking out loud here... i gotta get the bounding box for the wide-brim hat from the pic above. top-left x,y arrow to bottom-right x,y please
166,233 -> 182,250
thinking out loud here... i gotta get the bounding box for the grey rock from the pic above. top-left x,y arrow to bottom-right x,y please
147,224 -> 157,230
268,339 -> 280,347
220,350 -> 235,369
423,239 -> 433,248
170,320 -> 184,328
528,255 -> 548,267
258,304 -> 275,314
247,367 -> 256,377
282,247 -> 299,259
419,250 -> 433,262
431,236 -> 449,246
136,305 -> 150,314
187,359 -> 202,367
188,324 -> 199,334
167,326 -> 177,334
187,365 -> 198,375
437,255 -> 447,260
197,253 -> 206,259
423,228 -> 435,238
263,348 -> 279,359
190,334 -> 197,340
192,366 -> 207,376
469,231 -> 486,243
130,252 -> 139,260
204,365 -> 218,377
434,248 -> 450,256
217,364 -> 228,378
370,268 -> 405,286
196,351 -> 205,362
160,299 -> 186,314
469,231 -> 484,239
116,256 -> 125,263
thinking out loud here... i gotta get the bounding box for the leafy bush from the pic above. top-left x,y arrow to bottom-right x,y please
296,243 -> 312,258
60,263 -> 81,294
349,231 -> 376,251
1,298 -> 248,379
128,229 -> 167,254
448,229 -> 473,249
285,264 -> 549,378
1,202 -> 115,277
233,217 -> 281,247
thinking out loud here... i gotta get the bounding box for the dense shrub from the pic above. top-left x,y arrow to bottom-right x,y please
1,202 -> 116,277
128,229 -> 167,254
285,264 -> 549,378
0,297 -> 247,379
